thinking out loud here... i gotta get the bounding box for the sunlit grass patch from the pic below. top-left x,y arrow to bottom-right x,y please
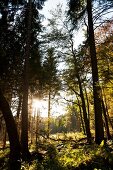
57,141 -> 113,169
51,131 -> 86,141
21,160 -> 44,170
0,147 -> 10,158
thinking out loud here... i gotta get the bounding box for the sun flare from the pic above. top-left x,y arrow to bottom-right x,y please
32,99 -> 42,109
31,98 -> 65,118
32,99 -> 48,117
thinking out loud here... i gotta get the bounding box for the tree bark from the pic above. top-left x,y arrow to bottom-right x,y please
16,95 -> 22,139
77,74 -> 92,143
87,0 -> 104,144
47,91 -> 51,138
77,96 -> 86,134
84,85 -> 90,122
17,95 -> 22,119
21,0 -> 32,160
102,99 -> 111,139
102,87 -> 113,130
36,108 -> 39,144
0,89 -> 21,169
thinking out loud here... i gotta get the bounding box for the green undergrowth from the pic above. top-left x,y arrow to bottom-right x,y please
50,132 -> 86,141
0,134 -> 113,169
0,148 -> 10,170
58,141 -> 113,169
23,138 -> 113,170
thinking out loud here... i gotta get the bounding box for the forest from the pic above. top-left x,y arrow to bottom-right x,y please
0,0 -> 113,169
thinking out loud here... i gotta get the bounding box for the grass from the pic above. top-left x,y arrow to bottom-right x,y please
50,132 -> 86,141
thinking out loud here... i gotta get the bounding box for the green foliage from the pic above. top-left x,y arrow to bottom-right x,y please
42,47 -> 61,96
0,148 -> 10,159
21,160 -> 44,170
0,148 -> 10,170
100,140 -> 105,148
1,134 -> 113,169
67,0 -> 87,30
58,141 -> 113,169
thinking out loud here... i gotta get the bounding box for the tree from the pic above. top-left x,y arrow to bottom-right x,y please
87,0 -> 104,144
64,47 -> 92,142
66,105 -> 81,132
20,0 -> 32,160
0,89 -> 21,169
20,0 -> 46,160
95,21 -> 113,139
0,0 -> 47,162
0,0 -> 25,167
45,5 -> 92,141
68,0 -> 113,144
42,48 -> 61,137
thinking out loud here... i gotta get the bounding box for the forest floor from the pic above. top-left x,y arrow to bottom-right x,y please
0,132 -> 113,170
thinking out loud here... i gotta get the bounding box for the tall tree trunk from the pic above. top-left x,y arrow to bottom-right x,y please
47,91 -> 51,138
0,89 -> 21,169
87,0 -> 104,144
70,33 -> 91,141
21,0 -> 32,160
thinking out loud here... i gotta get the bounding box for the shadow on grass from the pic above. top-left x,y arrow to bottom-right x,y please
32,143 -> 66,170
65,144 -> 113,170
72,155 -> 113,170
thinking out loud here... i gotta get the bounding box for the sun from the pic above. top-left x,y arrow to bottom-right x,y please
32,99 -> 42,109
32,98 -> 48,117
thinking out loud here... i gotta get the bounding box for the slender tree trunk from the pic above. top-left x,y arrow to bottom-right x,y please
36,109 -> 39,144
29,96 -> 33,144
101,87 -> 111,139
21,0 -> 32,160
84,85 -> 90,121
16,95 -> 22,139
30,116 -> 33,144
70,33 -> 91,141
106,109 -> 113,130
47,91 -> 51,138
0,89 -> 21,169
87,0 -> 104,144
102,87 -> 113,130
102,99 -> 111,139
17,95 -> 22,119
77,74 -> 92,142
77,97 -> 86,134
